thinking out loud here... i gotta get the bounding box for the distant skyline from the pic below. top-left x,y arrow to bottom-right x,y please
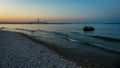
0,0 -> 120,23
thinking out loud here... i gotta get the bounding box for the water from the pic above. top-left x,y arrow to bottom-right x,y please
0,24 -> 120,59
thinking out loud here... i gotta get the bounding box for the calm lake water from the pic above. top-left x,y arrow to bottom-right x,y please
1,24 -> 120,59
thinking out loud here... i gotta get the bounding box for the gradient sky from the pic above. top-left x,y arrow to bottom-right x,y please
0,0 -> 120,23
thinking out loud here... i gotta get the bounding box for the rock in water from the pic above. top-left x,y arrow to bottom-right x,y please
83,26 -> 95,31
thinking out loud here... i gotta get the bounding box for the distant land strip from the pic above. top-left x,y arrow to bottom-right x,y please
0,22 -> 120,24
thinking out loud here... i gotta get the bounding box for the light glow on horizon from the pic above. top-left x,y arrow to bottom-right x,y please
0,0 -> 120,23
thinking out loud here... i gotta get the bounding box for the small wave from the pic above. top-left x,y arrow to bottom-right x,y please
50,32 -> 78,42
15,28 -> 36,34
70,32 -> 82,36
51,32 -> 68,38
15,28 -> 28,31
37,30 -> 69,38
37,30 -> 78,43
0,27 -> 6,30
67,38 -> 78,42
91,36 -> 120,42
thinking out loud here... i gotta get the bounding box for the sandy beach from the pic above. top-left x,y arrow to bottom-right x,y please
0,30 -> 82,68
0,0 -> 120,67
0,30 -> 120,68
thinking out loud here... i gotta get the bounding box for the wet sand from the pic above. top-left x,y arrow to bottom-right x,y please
0,30 -> 119,68
21,31 -> 120,68
0,30 -> 81,68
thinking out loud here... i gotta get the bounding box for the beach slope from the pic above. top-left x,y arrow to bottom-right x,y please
0,30 -> 81,68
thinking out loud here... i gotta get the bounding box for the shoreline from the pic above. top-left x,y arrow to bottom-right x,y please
0,30 -> 119,68
0,30 -> 81,68
21,31 -> 120,68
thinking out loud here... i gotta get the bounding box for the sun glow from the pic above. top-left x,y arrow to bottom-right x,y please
0,0 -> 120,23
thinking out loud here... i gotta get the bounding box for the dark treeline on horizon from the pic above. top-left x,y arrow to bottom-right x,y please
0,21 -> 48,24
0,22 -> 120,24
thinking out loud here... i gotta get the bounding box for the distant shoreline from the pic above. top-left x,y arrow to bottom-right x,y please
0,22 -> 120,24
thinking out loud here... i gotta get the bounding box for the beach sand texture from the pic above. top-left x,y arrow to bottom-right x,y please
0,30 -> 81,68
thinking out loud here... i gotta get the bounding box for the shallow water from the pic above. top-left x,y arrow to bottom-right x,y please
0,24 -> 120,59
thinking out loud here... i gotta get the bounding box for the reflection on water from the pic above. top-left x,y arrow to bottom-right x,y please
0,24 -> 120,60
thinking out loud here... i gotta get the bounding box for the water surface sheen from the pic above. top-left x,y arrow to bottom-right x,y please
1,24 -> 120,60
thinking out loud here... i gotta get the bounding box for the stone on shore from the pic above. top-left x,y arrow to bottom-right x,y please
83,26 -> 95,31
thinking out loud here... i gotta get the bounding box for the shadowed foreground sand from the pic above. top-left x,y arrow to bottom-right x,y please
0,30 -> 81,68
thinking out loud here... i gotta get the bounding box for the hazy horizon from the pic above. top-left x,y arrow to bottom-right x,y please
0,0 -> 120,23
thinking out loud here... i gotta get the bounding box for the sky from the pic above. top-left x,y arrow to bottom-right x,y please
0,0 -> 120,23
